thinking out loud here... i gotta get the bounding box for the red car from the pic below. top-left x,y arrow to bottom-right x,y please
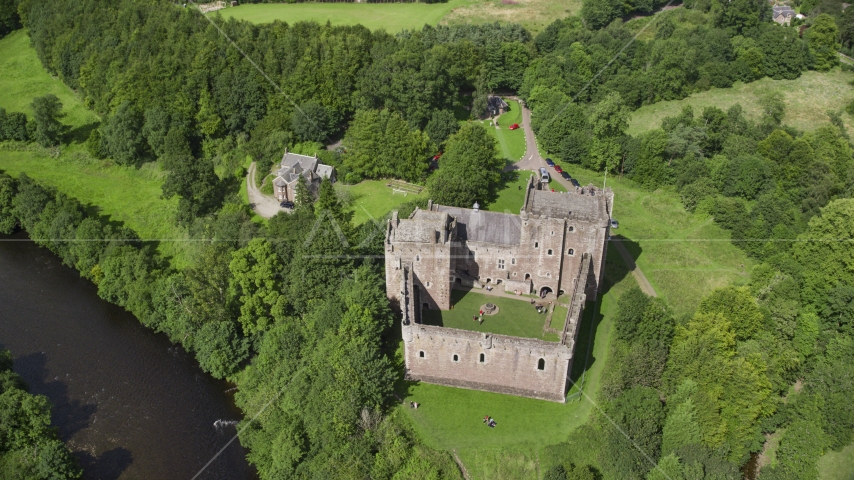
508,123 -> 520,130
554,165 -> 563,173
432,152 -> 442,161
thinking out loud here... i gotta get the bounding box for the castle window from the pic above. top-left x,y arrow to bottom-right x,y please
547,249 -> 553,255
513,272 -> 518,277
511,258 -> 516,265
416,255 -> 420,262
568,248 -> 575,256
534,242 -> 539,248
498,259 -> 505,270
547,272 -> 551,277
479,353 -> 485,363
525,273 -> 531,280
569,226 -> 575,232
419,351 -> 425,358
537,358 -> 545,370
551,231 -> 555,236
453,354 -> 459,362
426,281 -> 431,287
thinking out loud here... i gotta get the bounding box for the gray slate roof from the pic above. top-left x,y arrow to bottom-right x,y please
773,6 -> 795,15
434,206 -> 521,245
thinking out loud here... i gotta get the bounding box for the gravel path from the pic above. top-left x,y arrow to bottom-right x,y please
246,162 -> 282,219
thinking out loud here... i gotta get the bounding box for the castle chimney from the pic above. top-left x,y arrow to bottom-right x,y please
473,201 -> 480,213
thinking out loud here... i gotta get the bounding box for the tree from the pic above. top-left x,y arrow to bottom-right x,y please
291,102 -> 332,143
716,0 -> 772,34
101,101 -> 148,166
30,94 -> 64,147
229,238 -> 287,336
424,109 -> 459,150
697,286 -> 765,340
805,14 -> 841,71
0,0 -> 22,38
426,123 -> 503,207
588,92 -> 629,172
343,109 -> 429,183
193,320 -> 250,379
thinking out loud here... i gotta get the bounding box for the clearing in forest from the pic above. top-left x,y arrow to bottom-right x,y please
0,31 -> 190,266
218,0 -> 582,34
628,70 -> 854,137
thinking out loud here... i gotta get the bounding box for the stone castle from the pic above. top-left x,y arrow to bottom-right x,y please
385,176 -> 613,402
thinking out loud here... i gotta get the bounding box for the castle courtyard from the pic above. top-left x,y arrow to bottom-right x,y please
420,289 -> 567,341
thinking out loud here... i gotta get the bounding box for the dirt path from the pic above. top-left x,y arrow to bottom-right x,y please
611,239 -> 658,297
246,162 -> 282,219
510,100 -> 658,297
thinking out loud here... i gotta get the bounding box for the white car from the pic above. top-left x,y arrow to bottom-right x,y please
610,219 -> 619,229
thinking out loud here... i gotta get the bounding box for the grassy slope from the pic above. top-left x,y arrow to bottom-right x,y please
219,0 -> 582,34
487,100 -> 526,161
558,163 -> 753,318
422,289 -> 552,340
627,70 -> 854,137
819,442 -> 854,480
0,31 -> 188,266
401,246 -> 635,479
217,0 -> 469,32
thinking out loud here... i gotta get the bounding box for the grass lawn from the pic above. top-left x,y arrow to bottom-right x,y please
217,0 -> 468,32
399,246 -> 636,479
819,442 -> 854,480
488,100 -> 526,161
220,0 -> 581,35
627,70 -> 854,138
0,31 -> 191,267
554,163 -> 753,318
442,0 -> 582,34
422,289 -> 551,340
336,179 -> 428,225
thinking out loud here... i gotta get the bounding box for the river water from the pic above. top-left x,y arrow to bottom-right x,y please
0,232 -> 253,480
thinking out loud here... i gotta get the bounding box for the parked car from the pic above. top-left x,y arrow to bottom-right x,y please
554,165 -> 563,173
539,167 -> 550,183
433,152 -> 442,161
560,171 -> 572,180
508,123 -> 520,130
610,219 -> 619,229
280,201 -> 295,209
571,178 -> 580,187
545,158 -> 555,167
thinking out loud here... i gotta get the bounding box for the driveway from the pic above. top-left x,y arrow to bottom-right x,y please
509,99 -> 658,297
246,162 -> 283,219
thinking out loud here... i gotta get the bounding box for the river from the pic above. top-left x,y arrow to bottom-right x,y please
0,232 -> 253,480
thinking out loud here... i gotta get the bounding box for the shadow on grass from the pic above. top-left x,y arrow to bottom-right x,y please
64,121 -> 99,145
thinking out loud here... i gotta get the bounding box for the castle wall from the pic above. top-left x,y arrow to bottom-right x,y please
402,324 -> 572,402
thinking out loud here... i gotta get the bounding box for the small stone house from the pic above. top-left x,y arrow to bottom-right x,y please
772,6 -> 795,25
272,150 -> 336,203
486,95 -> 509,117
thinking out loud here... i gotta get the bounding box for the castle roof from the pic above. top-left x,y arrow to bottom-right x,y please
433,207 -> 521,245
526,187 -> 611,223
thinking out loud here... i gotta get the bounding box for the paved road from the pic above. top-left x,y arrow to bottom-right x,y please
511,99 -> 658,297
246,162 -> 282,219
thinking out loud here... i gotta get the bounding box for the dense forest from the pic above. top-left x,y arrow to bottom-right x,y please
0,350 -> 81,478
1,0 -> 853,478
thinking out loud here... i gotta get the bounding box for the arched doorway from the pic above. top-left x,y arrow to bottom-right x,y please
524,273 -> 531,280
539,286 -> 553,298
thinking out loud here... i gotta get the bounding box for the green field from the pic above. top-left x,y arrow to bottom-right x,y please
422,289 -> 552,340
336,179 -> 428,225
819,442 -> 854,480
401,246 -> 635,478
487,100 -> 526,161
218,0 -> 582,34
217,0 -> 468,32
627,70 -> 854,137
0,31 -> 191,266
555,163 -> 753,318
